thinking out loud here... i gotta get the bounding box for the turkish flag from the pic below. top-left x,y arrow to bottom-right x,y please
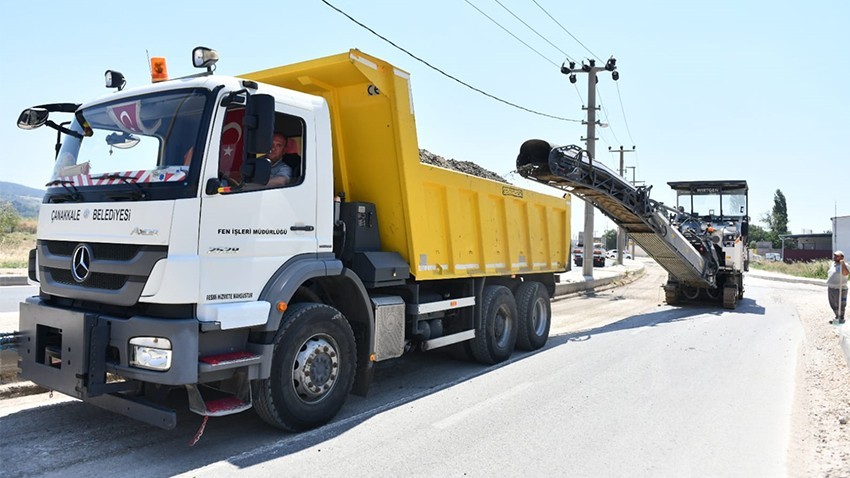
219,109 -> 245,175
106,101 -> 161,134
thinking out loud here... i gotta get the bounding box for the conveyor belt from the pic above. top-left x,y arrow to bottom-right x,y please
517,141 -> 718,288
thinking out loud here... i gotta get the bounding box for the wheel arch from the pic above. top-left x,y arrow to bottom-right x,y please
257,256 -> 375,396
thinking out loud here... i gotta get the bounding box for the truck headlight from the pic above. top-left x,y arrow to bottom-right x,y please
129,337 -> 172,371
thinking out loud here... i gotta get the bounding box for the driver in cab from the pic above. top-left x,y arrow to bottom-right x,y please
265,132 -> 293,187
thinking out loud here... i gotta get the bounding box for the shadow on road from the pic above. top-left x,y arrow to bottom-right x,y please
0,349 -> 513,476
550,297 -> 766,346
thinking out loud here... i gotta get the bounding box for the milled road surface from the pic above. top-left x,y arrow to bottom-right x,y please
0,261 -> 811,476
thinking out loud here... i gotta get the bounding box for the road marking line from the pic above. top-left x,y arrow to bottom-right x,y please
432,381 -> 533,430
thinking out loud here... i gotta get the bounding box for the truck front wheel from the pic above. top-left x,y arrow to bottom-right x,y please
253,303 -> 357,432
470,285 -> 518,364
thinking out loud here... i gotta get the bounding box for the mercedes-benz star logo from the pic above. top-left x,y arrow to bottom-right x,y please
71,244 -> 93,283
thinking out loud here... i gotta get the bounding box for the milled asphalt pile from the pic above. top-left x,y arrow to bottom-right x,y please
420,149 -> 509,184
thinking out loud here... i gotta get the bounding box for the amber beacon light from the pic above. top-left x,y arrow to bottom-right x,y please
150,57 -> 168,83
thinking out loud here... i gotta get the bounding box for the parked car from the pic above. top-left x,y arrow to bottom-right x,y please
764,252 -> 781,261
574,243 -> 607,267
606,249 -> 633,260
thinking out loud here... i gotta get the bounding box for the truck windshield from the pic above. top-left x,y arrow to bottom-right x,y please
680,190 -> 747,220
51,89 -> 209,195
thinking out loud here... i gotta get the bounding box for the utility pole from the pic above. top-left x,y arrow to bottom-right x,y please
562,57 -> 618,276
609,145 -> 635,265
624,165 -> 642,258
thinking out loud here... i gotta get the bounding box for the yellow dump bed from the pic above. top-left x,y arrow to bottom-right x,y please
243,50 -> 569,280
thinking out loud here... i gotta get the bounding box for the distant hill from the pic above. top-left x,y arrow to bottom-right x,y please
0,181 -> 44,218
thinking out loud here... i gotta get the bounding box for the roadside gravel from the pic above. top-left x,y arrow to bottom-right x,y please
778,282 -> 850,477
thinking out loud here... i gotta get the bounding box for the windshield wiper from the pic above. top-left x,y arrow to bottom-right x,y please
92,174 -> 148,200
44,179 -> 82,202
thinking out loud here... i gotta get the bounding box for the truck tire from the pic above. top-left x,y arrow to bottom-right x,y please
515,281 -> 551,351
723,286 -> 738,309
471,285 -> 518,364
253,303 -> 357,432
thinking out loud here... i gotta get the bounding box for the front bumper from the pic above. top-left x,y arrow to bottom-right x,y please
18,297 -> 199,429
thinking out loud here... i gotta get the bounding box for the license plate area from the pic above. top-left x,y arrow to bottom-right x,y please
19,301 -> 91,398
37,325 -> 63,369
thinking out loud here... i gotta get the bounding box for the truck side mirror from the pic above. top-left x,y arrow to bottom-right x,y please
17,108 -> 49,130
741,221 -> 749,237
244,94 -> 274,155
241,156 -> 272,185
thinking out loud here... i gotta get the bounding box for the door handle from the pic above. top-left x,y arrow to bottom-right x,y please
290,225 -> 315,232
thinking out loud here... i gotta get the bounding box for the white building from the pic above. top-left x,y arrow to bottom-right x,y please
833,215 -> 850,254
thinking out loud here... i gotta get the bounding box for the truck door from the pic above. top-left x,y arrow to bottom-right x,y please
198,103 -> 317,299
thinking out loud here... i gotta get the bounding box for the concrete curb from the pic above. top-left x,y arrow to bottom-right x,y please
555,266 -> 646,298
0,276 -> 29,287
745,272 -> 826,287
0,381 -> 46,400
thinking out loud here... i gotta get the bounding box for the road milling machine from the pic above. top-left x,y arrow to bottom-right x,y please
518,141 -> 749,309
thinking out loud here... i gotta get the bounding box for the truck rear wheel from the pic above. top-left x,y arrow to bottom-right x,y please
515,281 -> 551,351
471,285 -> 518,364
253,303 -> 357,431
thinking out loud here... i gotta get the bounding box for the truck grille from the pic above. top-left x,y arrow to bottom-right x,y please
50,269 -> 128,290
37,240 -> 167,307
44,241 -> 142,261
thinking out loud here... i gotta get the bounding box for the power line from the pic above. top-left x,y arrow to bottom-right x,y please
515,0 -> 639,151
319,0 -> 581,122
615,81 -> 636,145
530,0 -> 601,61
595,86 -> 622,146
463,0 -> 559,68
572,82 -> 584,105
491,0 -> 576,62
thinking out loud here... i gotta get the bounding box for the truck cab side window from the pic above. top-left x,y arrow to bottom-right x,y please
273,111 -> 305,188
216,109 -> 306,191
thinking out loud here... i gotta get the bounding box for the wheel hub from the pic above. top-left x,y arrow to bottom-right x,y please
532,299 -> 547,335
293,336 -> 339,402
494,305 -> 512,347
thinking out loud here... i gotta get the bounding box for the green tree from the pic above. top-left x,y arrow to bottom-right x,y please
761,189 -> 789,248
747,223 -> 775,249
0,201 -> 21,233
762,189 -> 789,233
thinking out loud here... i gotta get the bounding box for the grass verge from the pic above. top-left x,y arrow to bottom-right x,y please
750,258 -> 830,280
0,230 -> 35,269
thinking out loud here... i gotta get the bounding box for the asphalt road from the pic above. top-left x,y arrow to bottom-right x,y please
0,261 -> 803,477
0,284 -> 36,314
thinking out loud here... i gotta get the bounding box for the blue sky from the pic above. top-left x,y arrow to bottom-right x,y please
1,0 -> 847,236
